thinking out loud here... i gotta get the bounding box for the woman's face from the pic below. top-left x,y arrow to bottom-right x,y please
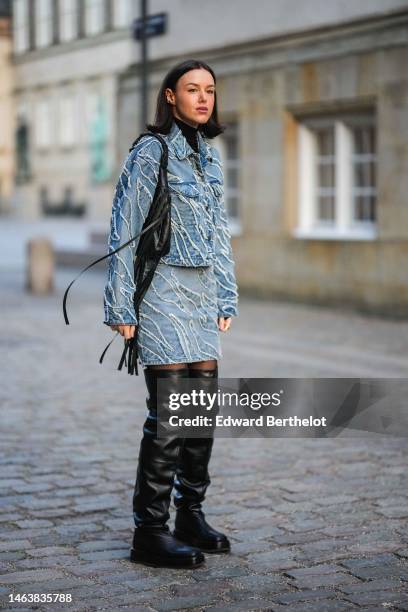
165,68 -> 215,128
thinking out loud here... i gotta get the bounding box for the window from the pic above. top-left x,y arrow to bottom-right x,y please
352,124 -> 376,223
316,126 -> 335,222
13,0 -> 29,53
113,0 -> 131,28
58,93 -> 76,147
217,120 -> 242,236
84,0 -> 104,35
59,0 -> 78,42
35,96 -> 53,149
85,89 -> 99,141
294,112 -> 377,240
35,0 -> 53,48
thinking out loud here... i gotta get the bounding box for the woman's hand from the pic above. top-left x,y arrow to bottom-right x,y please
218,317 -> 231,332
110,324 -> 137,340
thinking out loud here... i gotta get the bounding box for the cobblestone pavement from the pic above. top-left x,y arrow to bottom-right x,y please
0,267 -> 407,612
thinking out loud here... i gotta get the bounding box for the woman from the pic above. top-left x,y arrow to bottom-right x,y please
103,59 -> 239,569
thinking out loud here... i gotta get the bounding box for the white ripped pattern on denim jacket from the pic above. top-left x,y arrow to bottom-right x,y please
103,120 -> 239,327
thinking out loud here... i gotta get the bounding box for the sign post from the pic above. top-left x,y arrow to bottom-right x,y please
132,8 -> 167,132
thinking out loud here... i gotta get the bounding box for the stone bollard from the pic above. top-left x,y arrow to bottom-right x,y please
26,238 -> 55,294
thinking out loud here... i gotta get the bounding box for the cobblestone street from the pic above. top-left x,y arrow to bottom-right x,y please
0,267 -> 407,611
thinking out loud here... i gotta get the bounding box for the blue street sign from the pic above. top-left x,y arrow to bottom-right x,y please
132,12 -> 167,40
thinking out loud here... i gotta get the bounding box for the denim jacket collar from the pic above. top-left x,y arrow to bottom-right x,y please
167,119 -> 213,165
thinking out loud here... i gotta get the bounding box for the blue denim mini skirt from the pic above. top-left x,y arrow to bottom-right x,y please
137,262 -> 222,367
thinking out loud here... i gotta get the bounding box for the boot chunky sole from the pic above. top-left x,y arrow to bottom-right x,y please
130,546 -> 205,568
172,529 -> 231,554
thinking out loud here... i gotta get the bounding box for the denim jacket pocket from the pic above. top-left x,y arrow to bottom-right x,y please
162,180 -> 213,265
168,180 -> 209,230
168,180 -> 201,200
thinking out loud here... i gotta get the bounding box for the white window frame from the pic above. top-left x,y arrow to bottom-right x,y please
84,89 -> 100,143
59,0 -> 78,42
13,0 -> 29,54
217,121 -> 242,237
84,0 -> 105,36
58,92 -> 76,148
35,0 -> 53,49
35,96 -> 53,149
113,0 -> 131,28
294,114 -> 377,241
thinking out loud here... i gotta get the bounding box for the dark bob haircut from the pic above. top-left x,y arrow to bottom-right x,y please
147,59 -> 225,138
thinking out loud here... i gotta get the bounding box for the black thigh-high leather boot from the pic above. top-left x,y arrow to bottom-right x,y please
172,366 -> 231,553
131,367 -> 205,568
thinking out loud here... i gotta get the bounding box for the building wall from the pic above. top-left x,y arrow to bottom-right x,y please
11,0 -> 136,220
231,16 -> 408,315
145,0 -> 408,60
13,69 -> 121,219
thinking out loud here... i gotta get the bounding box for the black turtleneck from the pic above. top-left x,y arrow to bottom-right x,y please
174,116 -> 199,153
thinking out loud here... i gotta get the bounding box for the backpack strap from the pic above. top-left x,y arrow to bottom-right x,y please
113,133 -> 170,375
62,206 -> 167,324
130,132 -> 168,169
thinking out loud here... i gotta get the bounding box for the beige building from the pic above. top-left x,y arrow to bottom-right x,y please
0,0 -> 13,214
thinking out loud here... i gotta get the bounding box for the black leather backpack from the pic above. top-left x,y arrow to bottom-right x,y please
63,132 -> 171,376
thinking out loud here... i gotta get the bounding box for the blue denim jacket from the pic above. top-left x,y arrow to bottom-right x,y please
103,119 -> 239,326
